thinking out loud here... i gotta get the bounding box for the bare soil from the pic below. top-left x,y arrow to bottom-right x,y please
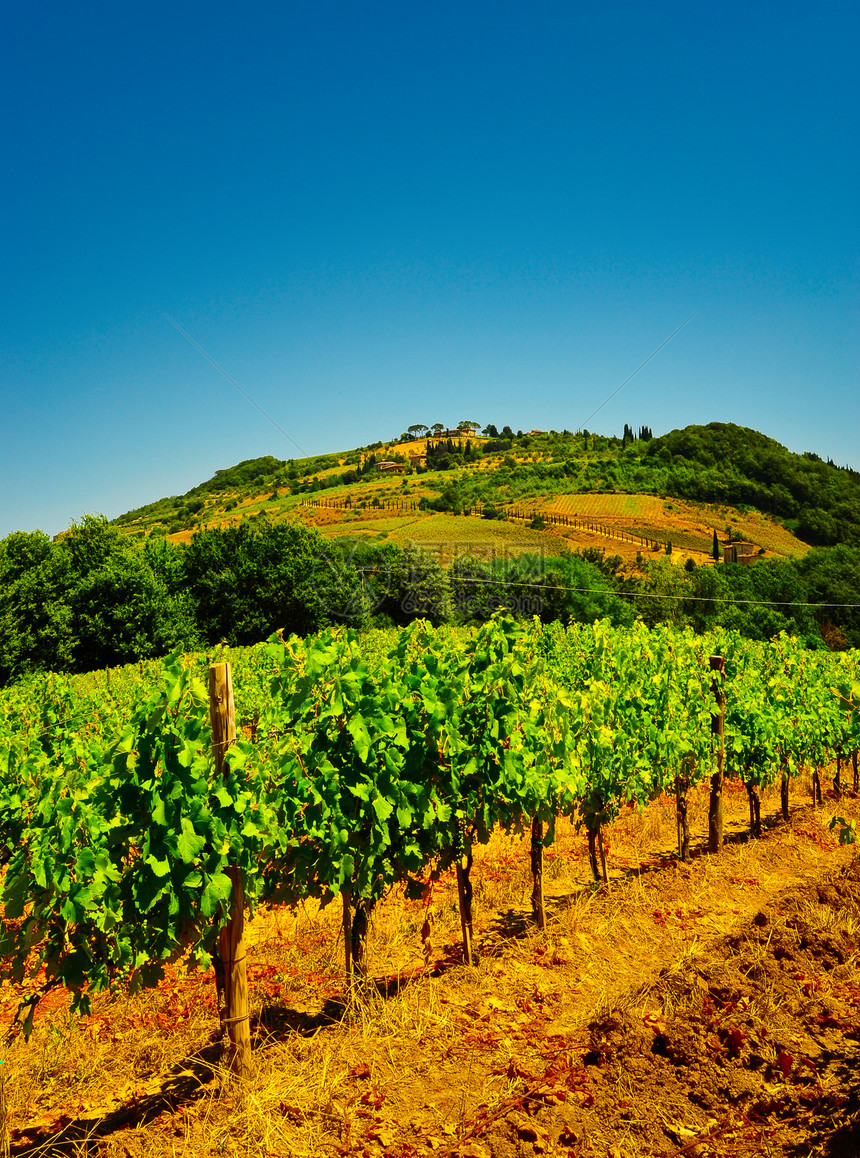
2,779 -> 858,1158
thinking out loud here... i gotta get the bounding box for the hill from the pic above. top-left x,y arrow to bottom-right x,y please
643,424 -> 860,546
4,421 -> 859,686
111,422 -> 860,560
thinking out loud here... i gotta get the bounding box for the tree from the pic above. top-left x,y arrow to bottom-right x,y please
634,558 -> 688,628
0,530 -> 73,682
367,544 -> 452,626
407,424 -> 429,438
182,522 -> 332,644
458,420 -> 481,433
57,516 -> 198,671
712,530 -> 720,561
449,556 -> 506,621
537,554 -> 634,627
796,545 -> 860,649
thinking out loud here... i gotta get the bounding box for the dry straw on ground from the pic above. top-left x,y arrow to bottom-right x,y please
2,775 -> 858,1158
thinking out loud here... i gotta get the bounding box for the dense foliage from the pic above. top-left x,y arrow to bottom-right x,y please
0,518 -> 199,683
398,423 -> 860,550
3,421 -> 859,686
2,512 -> 859,688
1,617 -> 857,1026
644,425 -> 860,546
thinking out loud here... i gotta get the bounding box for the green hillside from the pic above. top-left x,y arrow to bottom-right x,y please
3,421 -> 858,687
111,422 -> 860,552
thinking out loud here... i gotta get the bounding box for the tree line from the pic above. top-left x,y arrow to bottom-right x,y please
1,515 -> 858,687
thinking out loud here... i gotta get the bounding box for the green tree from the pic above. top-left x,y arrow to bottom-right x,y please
795,546 -> 860,649
634,558 -> 689,628
530,553 -> 634,627
58,516 -> 199,671
367,544 -> 452,626
181,522 -> 331,645
0,530 -> 72,683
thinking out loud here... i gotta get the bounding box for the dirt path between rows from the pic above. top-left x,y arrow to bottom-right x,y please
3,785 -> 859,1158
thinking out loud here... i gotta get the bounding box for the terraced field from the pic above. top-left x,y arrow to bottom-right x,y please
547,493 -> 807,559
550,493 -> 668,520
388,514 -> 555,560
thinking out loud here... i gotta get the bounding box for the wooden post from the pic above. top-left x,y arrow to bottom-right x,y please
745,778 -> 762,837
586,826 -> 601,883
530,816 -> 546,930
342,890 -> 353,985
209,663 -> 252,1080
708,655 -> 725,854
597,825 -> 609,885
812,766 -> 823,806
455,846 -> 475,966
0,1042 -> 8,1158
350,898 -> 370,984
780,755 -> 790,822
676,756 -> 692,862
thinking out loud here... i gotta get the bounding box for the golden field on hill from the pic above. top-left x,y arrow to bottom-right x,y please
151,434 -> 809,568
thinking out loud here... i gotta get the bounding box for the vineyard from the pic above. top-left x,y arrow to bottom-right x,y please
545,494 -> 805,561
549,496 -> 669,520
1,619 -> 859,1157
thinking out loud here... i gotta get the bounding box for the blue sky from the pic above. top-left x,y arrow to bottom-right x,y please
2,0 -> 857,538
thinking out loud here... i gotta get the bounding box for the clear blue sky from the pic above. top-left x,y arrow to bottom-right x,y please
2,0 -> 857,539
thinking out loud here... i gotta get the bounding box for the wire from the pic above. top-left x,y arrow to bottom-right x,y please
165,314 -> 307,455
352,568 -> 860,610
579,313 -> 697,430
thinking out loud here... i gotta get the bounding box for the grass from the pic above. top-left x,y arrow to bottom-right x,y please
550,494 -> 669,520
629,526 -> 714,553
316,516 -> 424,539
383,514 -> 557,558
547,493 -> 808,561
150,470 -> 811,569
3,774 -> 858,1157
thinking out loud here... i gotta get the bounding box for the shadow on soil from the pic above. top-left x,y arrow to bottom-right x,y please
9,1042 -> 222,1156
10,802 -> 846,1155
786,1062 -> 860,1157
9,977 -> 456,1156
482,802 -> 826,948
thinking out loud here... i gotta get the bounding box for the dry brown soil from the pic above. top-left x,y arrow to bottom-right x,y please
2,779 -> 859,1158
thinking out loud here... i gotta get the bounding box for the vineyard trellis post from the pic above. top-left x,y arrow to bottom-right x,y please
811,764 -> 823,806
455,843 -> 475,966
676,755 -> 692,862
597,826 -> 609,884
209,662 -> 253,1079
708,654 -> 725,854
780,754 -> 791,822
342,891 -> 353,983
530,816 -> 546,929
345,897 -> 371,986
